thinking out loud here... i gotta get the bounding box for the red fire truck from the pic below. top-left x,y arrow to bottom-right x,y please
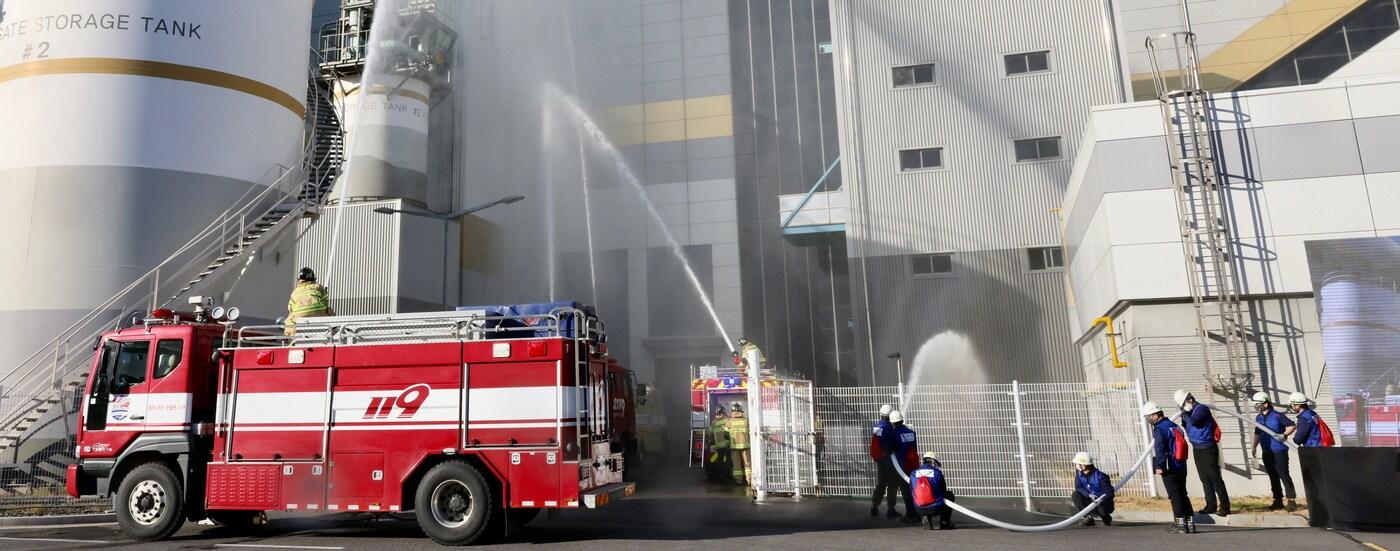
66,303 -> 636,545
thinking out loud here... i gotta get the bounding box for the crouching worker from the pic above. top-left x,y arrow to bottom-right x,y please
1071,451 -> 1115,526
911,452 -> 956,531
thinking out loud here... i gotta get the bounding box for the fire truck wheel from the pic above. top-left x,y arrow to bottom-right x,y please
415,461 -> 492,545
114,461 -> 185,541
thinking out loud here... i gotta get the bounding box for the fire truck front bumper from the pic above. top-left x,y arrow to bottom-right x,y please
581,482 -> 636,508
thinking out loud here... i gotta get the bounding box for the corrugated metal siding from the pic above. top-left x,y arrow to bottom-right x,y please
830,0 -> 1118,384
857,250 -> 1082,384
833,0 -> 1121,257
295,201 -> 400,315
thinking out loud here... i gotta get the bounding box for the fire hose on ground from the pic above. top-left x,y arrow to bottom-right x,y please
886,402 -> 1296,532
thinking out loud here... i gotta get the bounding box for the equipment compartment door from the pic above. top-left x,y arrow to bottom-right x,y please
227,362 -> 331,461
330,453 -> 384,499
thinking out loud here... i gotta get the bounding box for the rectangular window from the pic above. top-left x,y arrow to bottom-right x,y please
908,253 -> 954,278
154,339 -> 184,379
1014,137 -> 1062,162
1004,50 -> 1051,76
899,147 -> 944,171
892,63 -> 937,88
1027,246 -> 1065,271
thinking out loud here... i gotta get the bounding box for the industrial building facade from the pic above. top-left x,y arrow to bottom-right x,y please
827,0 -> 1122,386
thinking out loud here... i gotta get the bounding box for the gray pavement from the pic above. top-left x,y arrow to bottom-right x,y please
1,468 -> 1395,550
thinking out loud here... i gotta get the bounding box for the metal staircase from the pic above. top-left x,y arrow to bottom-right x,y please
0,55 -> 346,454
1146,31 -> 1253,393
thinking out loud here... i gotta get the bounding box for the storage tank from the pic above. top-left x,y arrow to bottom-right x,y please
1318,273 -> 1400,445
0,0 -> 313,375
329,75 -> 432,206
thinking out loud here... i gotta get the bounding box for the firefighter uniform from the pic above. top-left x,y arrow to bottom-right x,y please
708,411 -> 732,481
737,339 -> 767,370
727,405 -> 752,485
285,280 -> 334,335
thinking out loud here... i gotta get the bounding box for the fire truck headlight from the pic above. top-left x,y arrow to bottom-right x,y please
226,307 -> 241,321
210,306 -> 226,321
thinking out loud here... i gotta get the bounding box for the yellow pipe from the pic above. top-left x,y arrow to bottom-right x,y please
1092,316 -> 1128,369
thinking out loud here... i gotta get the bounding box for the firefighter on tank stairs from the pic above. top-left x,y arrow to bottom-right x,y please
285,267 -> 334,335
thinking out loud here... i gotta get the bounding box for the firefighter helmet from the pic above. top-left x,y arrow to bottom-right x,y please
298,267 -> 317,282
1288,391 -> 1310,405
1251,391 -> 1272,404
889,410 -> 904,423
1072,451 -> 1094,466
879,404 -> 894,417
731,403 -> 744,413
1140,402 -> 1162,416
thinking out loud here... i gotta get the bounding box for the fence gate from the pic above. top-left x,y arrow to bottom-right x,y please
756,379 -> 818,497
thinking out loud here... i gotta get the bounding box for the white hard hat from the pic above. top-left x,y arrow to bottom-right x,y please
1172,389 -> 1192,408
1251,391 -> 1272,404
1072,451 -> 1093,466
879,404 -> 894,416
889,410 -> 904,423
1140,402 -> 1162,416
922,451 -> 937,461
1288,391 -> 1310,405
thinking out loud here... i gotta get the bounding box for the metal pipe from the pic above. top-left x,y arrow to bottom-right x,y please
1091,316 -> 1129,368
745,346 -> 767,502
1010,380 -> 1034,512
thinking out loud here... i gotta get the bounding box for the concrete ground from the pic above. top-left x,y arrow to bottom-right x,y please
2,467 -> 1396,550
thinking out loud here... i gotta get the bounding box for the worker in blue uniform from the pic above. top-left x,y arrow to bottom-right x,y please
1251,392 -> 1297,512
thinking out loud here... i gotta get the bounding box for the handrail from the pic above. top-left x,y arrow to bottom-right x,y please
780,157 -> 841,228
1,51 -> 340,443
0,162 -> 307,434
234,309 -> 605,349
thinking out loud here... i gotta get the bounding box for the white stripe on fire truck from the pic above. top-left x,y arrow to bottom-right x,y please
348,505 -> 359,511
228,421 -> 581,432
390,505 -> 400,511
286,504 -> 298,510
521,501 -> 535,507
227,387 -> 580,426
368,505 -> 380,511
327,504 -> 338,511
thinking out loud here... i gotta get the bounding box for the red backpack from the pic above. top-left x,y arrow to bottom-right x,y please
1171,427 -> 1190,462
913,476 -> 938,508
1316,416 -> 1336,447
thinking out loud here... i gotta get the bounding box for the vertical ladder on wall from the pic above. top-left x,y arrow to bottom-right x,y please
1145,32 -> 1253,394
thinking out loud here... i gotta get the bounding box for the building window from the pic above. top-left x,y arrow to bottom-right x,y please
1004,50 -> 1051,76
892,63 -> 937,88
898,147 -> 944,172
1014,137 -> 1062,162
908,253 -> 954,278
1027,246 -> 1064,271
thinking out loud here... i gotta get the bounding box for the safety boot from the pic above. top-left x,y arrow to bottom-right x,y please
1285,498 -> 1298,512
1080,516 -> 1095,527
1101,514 -> 1112,526
1268,500 -> 1284,511
885,508 -> 901,519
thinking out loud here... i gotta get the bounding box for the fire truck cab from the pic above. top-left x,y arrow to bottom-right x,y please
68,303 -> 636,545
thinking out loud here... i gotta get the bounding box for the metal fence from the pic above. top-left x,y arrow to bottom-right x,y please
1,389 -> 106,510
756,380 -> 818,497
810,381 -> 1152,502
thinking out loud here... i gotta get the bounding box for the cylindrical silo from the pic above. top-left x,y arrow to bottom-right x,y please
329,75 -> 432,206
1318,273 -> 1400,445
0,0 -> 313,374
